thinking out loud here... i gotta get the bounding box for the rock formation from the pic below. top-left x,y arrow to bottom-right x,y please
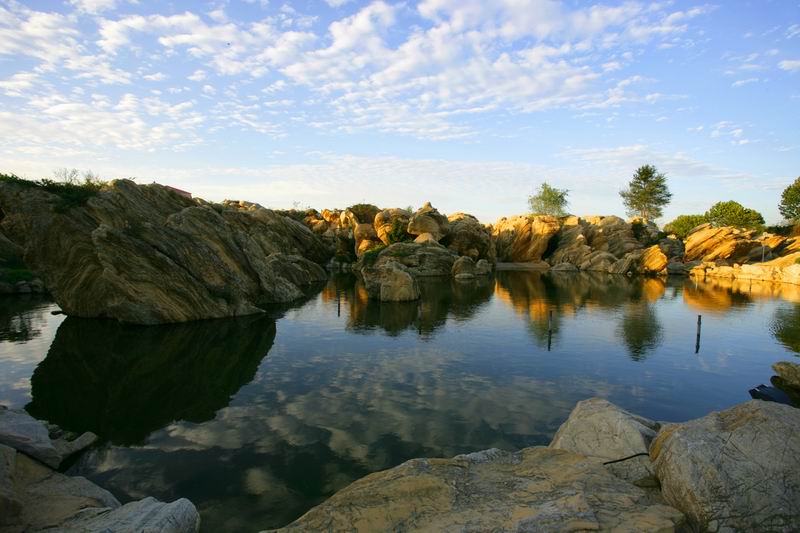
0,407 -> 199,532
374,208 -> 412,246
492,215 -> 559,262
651,400 -> 800,531
0,179 -> 331,324
445,213 -> 495,262
407,202 -> 450,242
361,261 -> 420,301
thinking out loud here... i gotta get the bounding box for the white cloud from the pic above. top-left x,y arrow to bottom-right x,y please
143,72 -> 166,81
0,72 -> 38,97
188,69 -> 206,81
69,0 -> 121,14
778,59 -> 800,71
732,78 -> 758,87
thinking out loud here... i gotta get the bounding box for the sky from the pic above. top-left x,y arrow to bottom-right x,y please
0,0 -> 798,224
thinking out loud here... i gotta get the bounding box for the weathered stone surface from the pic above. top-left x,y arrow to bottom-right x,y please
683,224 -> 761,263
0,444 -> 21,522
492,215 -> 559,262
773,361 -> 800,389
659,237 -> 685,260
0,409 -> 61,469
56,497 -> 200,533
475,258 -> 492,276
370,242 -> 457,277
374,208 -> 412,246
550,398 -> 660,484
580,251 -> 618,272
270,447 -> 684,533
651,400 -> 800,532
693,261 -> 800,287
0,180 -> 332,324
446,213 -> 495,262
629,216 -> 661,245
353,223 -> 383,257
362,261 -> 420,301
550,262 -> 579,272
641,245 -> 668,274
584,216 -> 644,258
451,256 -> 476,280
413,232 -> 437,244
407,202 -> 449,241
52,431 -> 99,463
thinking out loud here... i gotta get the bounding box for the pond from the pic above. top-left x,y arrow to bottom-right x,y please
1,271 -> 799,532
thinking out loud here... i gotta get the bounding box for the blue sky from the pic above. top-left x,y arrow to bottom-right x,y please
0,0 -> 798,224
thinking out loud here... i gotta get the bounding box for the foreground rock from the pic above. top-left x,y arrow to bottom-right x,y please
366,242 -> 458,277
0,407 -> 199,532
550,398 -> 660,485
651,400 -> 800,531
0,180 -> 331,324
773,360 -> 800,389
269,447 -> 684,532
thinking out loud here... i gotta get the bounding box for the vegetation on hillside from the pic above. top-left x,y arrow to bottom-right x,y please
779,177 -> 800,223
619,165 -> 672,220
529,182 -> 569,217
0,169 -> 105,212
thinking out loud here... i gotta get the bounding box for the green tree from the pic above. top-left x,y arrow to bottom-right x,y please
705,200 -> 764,229
528,182 -> 569,216
619,165 -> 672,220
779,177 -> 800,222
663,214 -> 709,239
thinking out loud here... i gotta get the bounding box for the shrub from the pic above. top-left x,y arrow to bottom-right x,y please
663,214 -> 709,239
360,244 -> 386,266
705,201 -> 764,230
386,218 -> 412,244
1,171 -> 105,212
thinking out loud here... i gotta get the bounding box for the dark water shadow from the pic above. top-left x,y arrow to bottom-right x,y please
26,313 -> 278,445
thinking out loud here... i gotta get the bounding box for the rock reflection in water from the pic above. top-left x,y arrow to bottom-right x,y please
771,305 -> 800,355
26,314 -> 277,444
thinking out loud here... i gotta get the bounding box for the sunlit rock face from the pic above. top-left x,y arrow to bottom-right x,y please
492,215 -> 560,263
445,213 -> 496,263
0,180 -> 331,324
683,224 -> 761,263
269,447 -> 685,533
651,400 -> 800,532
407,202 -> 450,242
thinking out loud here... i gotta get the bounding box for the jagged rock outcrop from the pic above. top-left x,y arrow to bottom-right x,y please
0,180 -> 331,324
374,208 -> 412,246
692,261 -> 800,286
361,261 -> 420,301
0,409 -> 96,469
659,237 -> 684,260
353,222 -> 383,257
683,224 -> 761,263
651,400 -> 800,532
492,215 -> 560,262
445,213 -> 496,262
407,202 -> 449,241
269,447 -> 684,533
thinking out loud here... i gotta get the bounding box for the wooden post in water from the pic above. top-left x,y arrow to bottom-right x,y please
547,310 -> 553,352
337,291 -> 341,317
695,314 -> 702,354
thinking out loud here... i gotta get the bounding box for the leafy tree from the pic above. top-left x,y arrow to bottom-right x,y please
528,182 -> 569,217
619,165 -> 672,220
705,200 -> 764,229
779,177 -> 800,222
663,214 -> 709,239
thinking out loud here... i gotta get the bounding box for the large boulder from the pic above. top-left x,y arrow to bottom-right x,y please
361,261 -> 420,301
651,400 -> 800,531
0,179 -> 332,324
451,255 -> 476,280
658,237 -> 684,261
492,215 -> 560,262
353,223 -> 383,257
683,224 -> 761,263
269,447 -> 684,532
445,213 -> 496,262
583,216 -> 644,258
369,242 -> 458,277
407,202 -> 449,241
0,409 -> 61,469
550,398 -> 660,485
374,208 -> 412,246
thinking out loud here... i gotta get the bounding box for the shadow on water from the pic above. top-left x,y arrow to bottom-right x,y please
26,313 -> 278,445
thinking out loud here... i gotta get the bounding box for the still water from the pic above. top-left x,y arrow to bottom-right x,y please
1,271 -> 798,531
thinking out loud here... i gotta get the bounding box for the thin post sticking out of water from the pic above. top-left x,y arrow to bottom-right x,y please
337,291 -> 341,317
695,314 -> 702,354
547,310 -> 553,352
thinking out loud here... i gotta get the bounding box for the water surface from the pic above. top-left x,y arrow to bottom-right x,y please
1,272 -> 798,532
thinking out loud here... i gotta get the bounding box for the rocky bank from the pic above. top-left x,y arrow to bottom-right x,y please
0,405 -> 199,532
270,397 -> 800,532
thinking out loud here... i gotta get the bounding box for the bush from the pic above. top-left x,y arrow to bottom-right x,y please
1,171 -> 105,212
663,214 -> 709,239
386,218 -> 412,244
528,182 -> 569,217
705,201 -> 764,230
360,244 -> 386,266
766,224 -> 793,237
